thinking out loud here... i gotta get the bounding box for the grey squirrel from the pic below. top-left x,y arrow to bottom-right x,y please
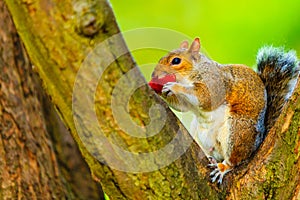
148,38 -> 299,184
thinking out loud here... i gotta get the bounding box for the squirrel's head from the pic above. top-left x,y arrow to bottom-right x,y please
149,38 -> 202,94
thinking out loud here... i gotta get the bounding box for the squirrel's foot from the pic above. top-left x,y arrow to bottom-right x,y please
208,160 -> 232,184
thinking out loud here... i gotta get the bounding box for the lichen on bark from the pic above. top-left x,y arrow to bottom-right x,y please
3,0 -> 299,199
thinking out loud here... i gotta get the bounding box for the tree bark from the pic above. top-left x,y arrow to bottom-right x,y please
0,1 -> 103,199
3,0 -> 299,199
0,2 -> 67,198
38,85 -> 104,199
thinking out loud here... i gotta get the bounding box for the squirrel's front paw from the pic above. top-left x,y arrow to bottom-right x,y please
162,82 -> 178,97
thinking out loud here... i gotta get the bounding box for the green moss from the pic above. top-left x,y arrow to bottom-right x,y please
262,108 -> 299,199
148,171 -> 171,198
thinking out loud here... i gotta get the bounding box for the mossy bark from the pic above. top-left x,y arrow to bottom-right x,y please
3,0 -> 299,199
0,1 -> 103,199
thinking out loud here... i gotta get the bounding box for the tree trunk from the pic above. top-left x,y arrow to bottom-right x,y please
0,1 -> 103,199
2,0 -> 299,199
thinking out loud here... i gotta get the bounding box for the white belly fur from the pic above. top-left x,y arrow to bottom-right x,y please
190,104 -> 231,162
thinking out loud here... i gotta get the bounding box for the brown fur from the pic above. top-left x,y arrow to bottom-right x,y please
223,65 -> 265,119
149,39 -> 299,183
150,39 -> 268,182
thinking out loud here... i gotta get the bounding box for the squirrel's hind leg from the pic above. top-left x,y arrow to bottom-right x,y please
208,160 -> 232,184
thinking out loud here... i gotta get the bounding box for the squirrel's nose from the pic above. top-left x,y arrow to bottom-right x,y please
151,71 -> 168,79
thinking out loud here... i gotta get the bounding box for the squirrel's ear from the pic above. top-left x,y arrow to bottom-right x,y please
189,38 -> 201,54
180,40 -> 189,49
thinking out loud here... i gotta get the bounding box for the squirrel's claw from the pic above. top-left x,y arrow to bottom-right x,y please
162,82 -> 176,97
210,168 -> 222,183
209,167 -> 225,184
208,160 -> 232,184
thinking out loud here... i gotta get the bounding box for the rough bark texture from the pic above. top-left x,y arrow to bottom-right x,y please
0,1 -> 68,198
3,0 -> 299,199
39,93 -> 104,200
0,1 -> 103,199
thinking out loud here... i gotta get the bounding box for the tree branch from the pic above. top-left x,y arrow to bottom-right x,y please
4,0 -> 299,199
0,1 -> 103,198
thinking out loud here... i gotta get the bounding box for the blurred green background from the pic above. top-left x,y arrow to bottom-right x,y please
110,0 -> 300,78
109,0 -> 300,130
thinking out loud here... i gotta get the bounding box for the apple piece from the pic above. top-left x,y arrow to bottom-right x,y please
148,74 -> 176,94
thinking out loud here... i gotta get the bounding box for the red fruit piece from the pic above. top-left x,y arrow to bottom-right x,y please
148,74 -> 176,94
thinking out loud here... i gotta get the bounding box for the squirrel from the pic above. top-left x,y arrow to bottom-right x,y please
148,38 -> 299,184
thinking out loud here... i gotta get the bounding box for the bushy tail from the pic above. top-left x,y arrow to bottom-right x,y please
257,46 -> 299,133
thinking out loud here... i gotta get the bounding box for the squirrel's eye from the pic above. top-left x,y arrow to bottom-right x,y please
171,57 -> 181,65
